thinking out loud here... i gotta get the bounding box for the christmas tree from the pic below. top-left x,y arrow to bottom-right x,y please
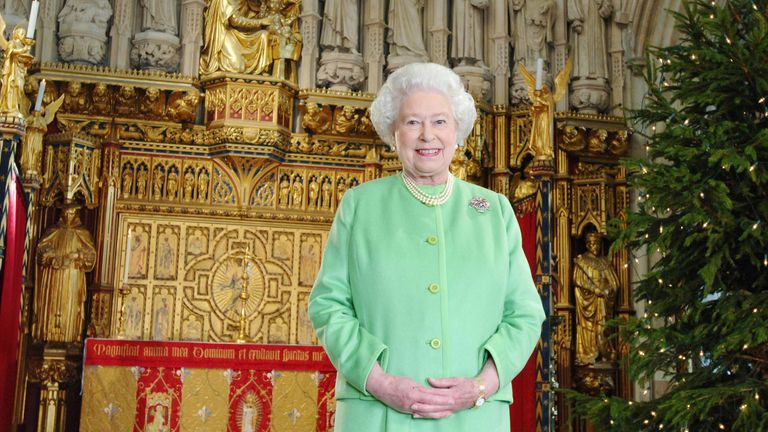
565,0 -> 768,430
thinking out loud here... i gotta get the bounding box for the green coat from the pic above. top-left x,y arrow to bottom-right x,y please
308,175 -> 546,431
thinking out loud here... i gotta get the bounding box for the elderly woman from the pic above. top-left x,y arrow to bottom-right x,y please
308,63 -> 545,431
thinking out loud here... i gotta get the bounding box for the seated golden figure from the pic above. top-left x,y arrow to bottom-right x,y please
200,0 -> 301,79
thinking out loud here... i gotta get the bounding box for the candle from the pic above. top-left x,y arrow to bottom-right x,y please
535,58 -> 544,91
26,0 -> 39,39
34,79 -> 45,112
123,228 -> 132,284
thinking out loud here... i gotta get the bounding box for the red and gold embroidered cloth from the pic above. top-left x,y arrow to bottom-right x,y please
80,339 -> 336,431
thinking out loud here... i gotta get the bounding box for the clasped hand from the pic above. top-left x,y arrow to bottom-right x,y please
366,363 -> 497,419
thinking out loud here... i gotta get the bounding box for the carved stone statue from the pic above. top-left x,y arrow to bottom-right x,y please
519,57 -> 572,160
140,0 -> 177,34
22,95 -> 65,177
200,0 -> 302,80
57,0 -> 113,65
386,0 -> 428,69
510,0 -> 556,105
34,204 -> 97,343
319,0 -> 358,53
573,231 -> 619,366
451,0 -> 489,67
567,0 -> 613,113
0,18 -> 34,116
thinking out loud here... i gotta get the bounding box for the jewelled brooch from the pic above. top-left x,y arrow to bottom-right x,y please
469,196 -> 490,213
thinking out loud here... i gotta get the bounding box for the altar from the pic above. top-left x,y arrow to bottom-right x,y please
80,339 -> 336,431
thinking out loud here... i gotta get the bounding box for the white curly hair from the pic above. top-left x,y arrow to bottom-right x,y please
370,63 -> 477,149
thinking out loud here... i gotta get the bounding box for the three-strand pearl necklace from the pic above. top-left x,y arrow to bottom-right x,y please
401,172 -> 454,206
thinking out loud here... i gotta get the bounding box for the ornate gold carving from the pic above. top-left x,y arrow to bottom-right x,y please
559,124 -> 586,151
40,133 -> 102,208
28,359 -> 78,385
113,217 -> 328,344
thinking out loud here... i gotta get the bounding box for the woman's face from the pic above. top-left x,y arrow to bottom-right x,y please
393,89 -> 458,185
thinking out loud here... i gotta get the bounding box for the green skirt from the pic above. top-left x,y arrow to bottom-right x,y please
334,398 -> 511,432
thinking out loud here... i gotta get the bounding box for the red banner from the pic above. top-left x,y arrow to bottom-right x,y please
85,339 -> 335,371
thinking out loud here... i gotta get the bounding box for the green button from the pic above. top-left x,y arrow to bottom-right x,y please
430,338 -> 441,349
426,235 -> 438,245
428,283 -> 440,294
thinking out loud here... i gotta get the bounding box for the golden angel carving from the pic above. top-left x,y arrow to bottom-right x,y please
22,94 -> 65,176
0,14 -> 35,116
519,58 -> 572,160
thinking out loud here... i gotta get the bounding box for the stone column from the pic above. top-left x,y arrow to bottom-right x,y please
109,0 -> 136,69
426,0 -> 449,66
363,0 -> 386,92
489,0 -> 510,105
37,0 -> 63,62
179,0 -> 205,77
131,1 -> 181,72
299,0 -> 321,89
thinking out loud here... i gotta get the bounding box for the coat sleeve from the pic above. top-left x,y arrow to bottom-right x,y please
308,189 -> 388,395
483,194 -> 546,386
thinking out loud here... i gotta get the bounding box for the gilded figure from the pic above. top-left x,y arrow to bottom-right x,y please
519,57 -> 572,160
278,177 -> 290,208
301,102 -> 331,134
197,170 -> 210,202
573,231 -> 620,365
512,162 -> 537,201
321,179 -> 332,209
183,170 -> 195,201
588,128 -> 608,152
122,168 -> 134,198
199,0 -> 302,79
0,16 -> 34,116
290,178 -> 302,208
560,124 -> 586,151
167,90 -> 199,123
334,105 -> 359,134
136,167 -> 148,199
140,87 -> 165,119
115,85 -> 137,116
34,204 -> 97,343
64,81 -> 88,113
166,170 -> 179,200
91,83 -> 112,114
608,130 -> 628,155
152,166 -> 165,200
21,95 -> 65,176
308,177 -> 319,208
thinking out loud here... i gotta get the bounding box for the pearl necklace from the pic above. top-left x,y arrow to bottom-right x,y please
401,172 -> 454,206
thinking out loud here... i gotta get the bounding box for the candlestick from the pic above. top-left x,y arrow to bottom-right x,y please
535,58 -> 544,91
34,79 -> 45,112
123,228 -> 132,283
26,0 -> 39,39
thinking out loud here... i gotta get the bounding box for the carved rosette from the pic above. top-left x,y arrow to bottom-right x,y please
131,30 -> 181,72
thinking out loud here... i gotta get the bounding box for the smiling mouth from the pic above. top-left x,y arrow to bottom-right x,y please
416,149 -> 441,156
